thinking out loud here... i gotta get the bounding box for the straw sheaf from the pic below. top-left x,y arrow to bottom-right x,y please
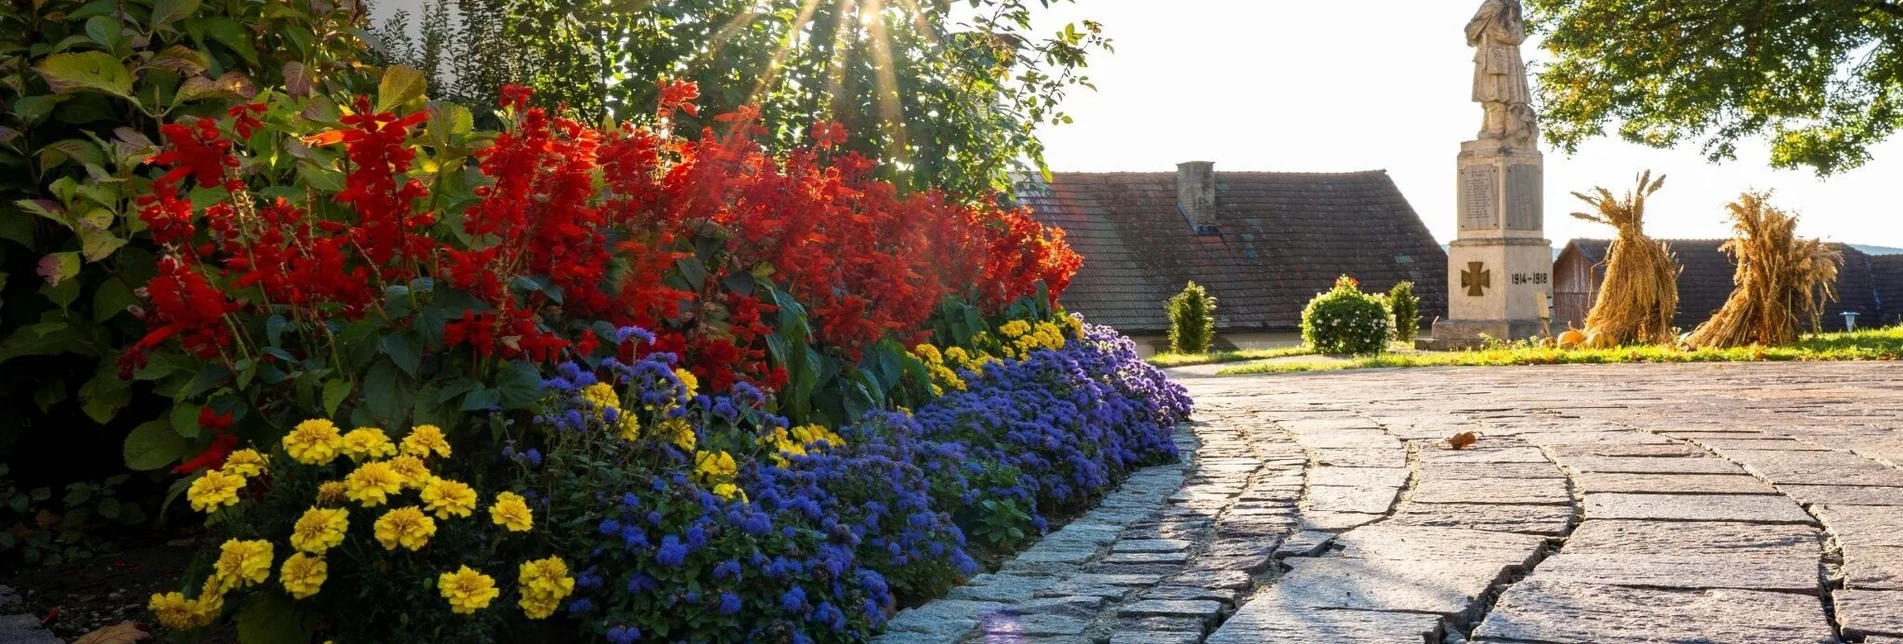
1570,171 -> 1681,345
1686,191 -> 1842,348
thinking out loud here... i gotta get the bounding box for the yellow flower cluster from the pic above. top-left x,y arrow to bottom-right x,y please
759,424 -> 847,468
147,589 -> 221,631
421,477 -> 479,519
910,344 -> 966,395
998,319 -> 1067,359
693,451 -> 741,499
658,416 -> 697,451
517,556 -> 575,619
439,565 -> 499,614
1059,312 -> 1085,339
283,419 -> 345,465
343,461 -> 404,507
490,491 -> 534,532
674,368 -> 699,398
290,507 -> 348,554
581,382 -> 646,441
942,345 -> 998,374
373,506 -> 438,550
222,449 -> 270,478
279,552 -> 328,599
149,536 -> 274,630
401,424 -> 452,458
340,427 -> 397,461
185,448 -> 272,515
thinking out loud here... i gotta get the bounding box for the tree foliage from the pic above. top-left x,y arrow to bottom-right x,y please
1167,281 -> 1215,355
380,0 -> 1109,197
1387,280 -> 1419,342
1527,0 -> 1903,174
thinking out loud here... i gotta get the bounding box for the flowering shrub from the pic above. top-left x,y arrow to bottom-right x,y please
1301,275 -> 1393,355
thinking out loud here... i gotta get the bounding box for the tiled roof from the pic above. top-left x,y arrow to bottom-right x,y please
1019,170 -> 1447,333
1565,238 -> 1891,332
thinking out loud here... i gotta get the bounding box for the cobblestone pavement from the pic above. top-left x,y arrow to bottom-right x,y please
885,361 -> 1903,643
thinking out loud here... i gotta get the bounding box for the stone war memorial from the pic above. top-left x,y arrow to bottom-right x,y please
1430,0 -> 1554,349
5,0 -> 1903,643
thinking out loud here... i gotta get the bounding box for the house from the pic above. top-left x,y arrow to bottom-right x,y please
1553,239 -> 1899,333
1017,162 -> 1448,355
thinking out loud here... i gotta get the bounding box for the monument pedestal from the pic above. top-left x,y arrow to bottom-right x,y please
1427,139 -> 1552,350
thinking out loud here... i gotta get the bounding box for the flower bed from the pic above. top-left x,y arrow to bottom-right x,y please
124,75 -> 1189,642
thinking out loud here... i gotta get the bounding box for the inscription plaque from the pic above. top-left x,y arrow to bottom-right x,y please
1459,165 -> 1499,231
1505,163 -> 1542,230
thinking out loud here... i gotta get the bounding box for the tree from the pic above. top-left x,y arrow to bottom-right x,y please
1167,281 -> 1216,355
1527,0 -> 1903,175
1387,281 -> 1419,342
389,0 -> 1109,198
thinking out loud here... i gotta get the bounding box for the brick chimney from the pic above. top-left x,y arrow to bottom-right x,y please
1177,161 -> 1217,234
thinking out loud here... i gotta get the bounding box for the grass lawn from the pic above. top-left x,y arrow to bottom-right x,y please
1200,326 -> 1903,376
1147,346 -> 1316,367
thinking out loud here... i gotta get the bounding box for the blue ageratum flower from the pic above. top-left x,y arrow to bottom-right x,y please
718,591 -> 743,615
605,624 -> 641,644
655,535 -> 688,567
780,587 -> 806,613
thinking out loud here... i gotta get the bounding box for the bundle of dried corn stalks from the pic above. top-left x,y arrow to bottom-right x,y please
1685,191 -> 1841,348
1572,171 -> 1680,346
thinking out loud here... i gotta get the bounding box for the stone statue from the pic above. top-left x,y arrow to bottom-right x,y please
1467,0 -> 1537,147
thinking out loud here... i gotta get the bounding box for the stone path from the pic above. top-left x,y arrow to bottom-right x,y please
890,361 -> 1903,643
0,586 -> 61,644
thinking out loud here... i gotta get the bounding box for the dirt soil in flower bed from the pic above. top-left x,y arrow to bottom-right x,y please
0,535 -> 236,642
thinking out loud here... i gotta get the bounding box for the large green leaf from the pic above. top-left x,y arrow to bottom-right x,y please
35,52 -> 134,98
149,0 -> 202,30
124,419 -> 186,470
361,359 -> 412,426
236,592 -> 314,644
79,366 -> 132,423
377,65 -> 428,113
322,378 -> 351,417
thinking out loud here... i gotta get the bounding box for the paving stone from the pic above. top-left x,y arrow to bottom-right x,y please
1274,530 -> 1337,558
1842,545 -> 1903,590
1306,466 -> 1409,488
1185,554 -> 1273,576
1115,616 -> 1208,633
1142,585 -> 1245,604
1563,520 -> 1820,556
1306,485 -> 1401,514
1525,553 -> 1820,591
1735,454 -> 1903,486
1208,602 -> 1443,643
1546,442 -> 1706,457
1779,484 -> 1903,506
977,612 -> 1091,636
1562,456 -> 1747,475
1312,447 -> 1407,468
1694,438 -> 1836,451
1331,525 -> 1545,567
883,599 -> 1005,634
1817,505 -> 1903,548
0,615 -> 63,644
1472,579 -> 1838,644
1388,502 -> 1575,535
1113,539 -> 1193,553
1169,569 -> 1254,591
1102,551 -> 1191,566
944,574 -> 1047,603
1416,445 -> 1550,463
1836,589 -> 1903,638
1572,472 -> 1779,495
1584,492 -> 1816,524
1268,555 -> 1514,617
1108,631 -> 1203,644
1518,430 -> 1675,446
1001,595 -> 1104,618
1298,510 -> 1385,531
1411,477 -> 1571,505
1116,600 -> 1224,623
1419,461 -> 1566,479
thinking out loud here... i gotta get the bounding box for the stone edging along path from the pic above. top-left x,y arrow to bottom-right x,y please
886,361 -> 1903,644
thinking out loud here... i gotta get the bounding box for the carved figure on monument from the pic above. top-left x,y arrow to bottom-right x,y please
1467,0 -> 1537,147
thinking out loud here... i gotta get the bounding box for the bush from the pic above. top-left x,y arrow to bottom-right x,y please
1167,281 -> 1217,354
1388,281 -> 1420,342
1302,276 -> 1391,355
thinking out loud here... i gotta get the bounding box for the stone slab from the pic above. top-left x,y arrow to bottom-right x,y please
1388,502 -> 1575,535
1113,539 -> 1193,554
1208,603 -> 1443,643
1411,477 -> 1571,505
1842,545 -> 1903,590
1526,553 -> 1820,591
1269,555 -> 1511,617
1419,461 -> 1566,479
1817,505 -> 1903,548
1573,472 -> 1778,495
1102,551 -> 1190,565
1116,600 -> 1223,623
1108,631 -> 1203,644
978,612 -> 1091,636
1305,485 -> 1401,514
1305,466 -> 1409,489
1584,493 -> 1815,524
1472,580 -> 1838,643
1332,525 -> 1544,568
1836,589 -> 1903,638
1299,511 -> 1385,531
1416,445 -> 1550,464
1275,530 -> 1338,558
1562,456 -> 1747,475
1780,485 -> 1903,506
1311,447 -> 1407,468
1563,520 -> 1820,556
1514,430 -> 1675,446
1547,442 -> 1706,457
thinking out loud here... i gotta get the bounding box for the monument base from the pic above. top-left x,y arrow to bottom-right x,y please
1419,318 -> 1548,351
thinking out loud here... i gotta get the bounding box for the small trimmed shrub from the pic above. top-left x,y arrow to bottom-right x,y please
1168,281 -> 1217,354
1302,276 -> 1391,355
1388,281 -> 1420,342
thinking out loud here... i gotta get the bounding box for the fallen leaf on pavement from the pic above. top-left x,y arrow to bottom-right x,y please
72,622 -> 149,644
1443,431 -> 1480,450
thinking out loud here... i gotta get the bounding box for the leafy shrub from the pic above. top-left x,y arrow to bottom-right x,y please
1301,276 -> 1391,355
0,465 -> 148,566
1388,281 -> 1420,342
1167,281 -> 1216,354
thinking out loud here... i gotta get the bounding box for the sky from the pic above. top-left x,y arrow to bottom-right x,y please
1023,0 -> 1903,248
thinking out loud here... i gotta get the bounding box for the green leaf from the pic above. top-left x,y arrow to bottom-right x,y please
170,402 -> 204,439
377,65 -> 428,113
44,251 -> 81,285
182,364 -> 231,399
79,227 -> 127,262
35,52 -> 134,98
79,367 -> 131,423
175,71 -> 256,104
491,360 -> 542,410
322,378 -> 351,417
362,359 -> 411,426
236,592 -> 315,644
204,18 -> 259,66
92,277 -> 137,323
124,419 -> 185,470
12,96 -> 62,125
149,0 -> 201,30
377,332 -> 422,377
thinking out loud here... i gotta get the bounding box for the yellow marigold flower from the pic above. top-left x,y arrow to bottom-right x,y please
315,481 -> 348,505
344,461 -> 404,507
149,592 -> 198,631
912,343 -> 943,364
187,469 -> 245,514
420,477 -> 478,519
340,427 -> 396,461
400,424 -> 452,458
438,566 -> 498,615
210,539 -> 274,593
712,482 -> 744,500
580,382 -> 619,415
616,412 -> 641,442
222,449 -> 269,478
279,552 -> 328,599
373,506 -> 437,550
516,556 -> 575,619
999,319 -> 1031,338
289,507 -> 348,554
673,368 -> 699,398
694,450 -> 737,481
658,417 -> 696,452
283,419 -> 345,465
489,492 -> 533,532
387,455 -> 431,490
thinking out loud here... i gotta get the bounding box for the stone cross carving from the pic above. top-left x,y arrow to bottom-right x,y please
1461,261 -> 1492,297
1467,0 -> 1537,148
